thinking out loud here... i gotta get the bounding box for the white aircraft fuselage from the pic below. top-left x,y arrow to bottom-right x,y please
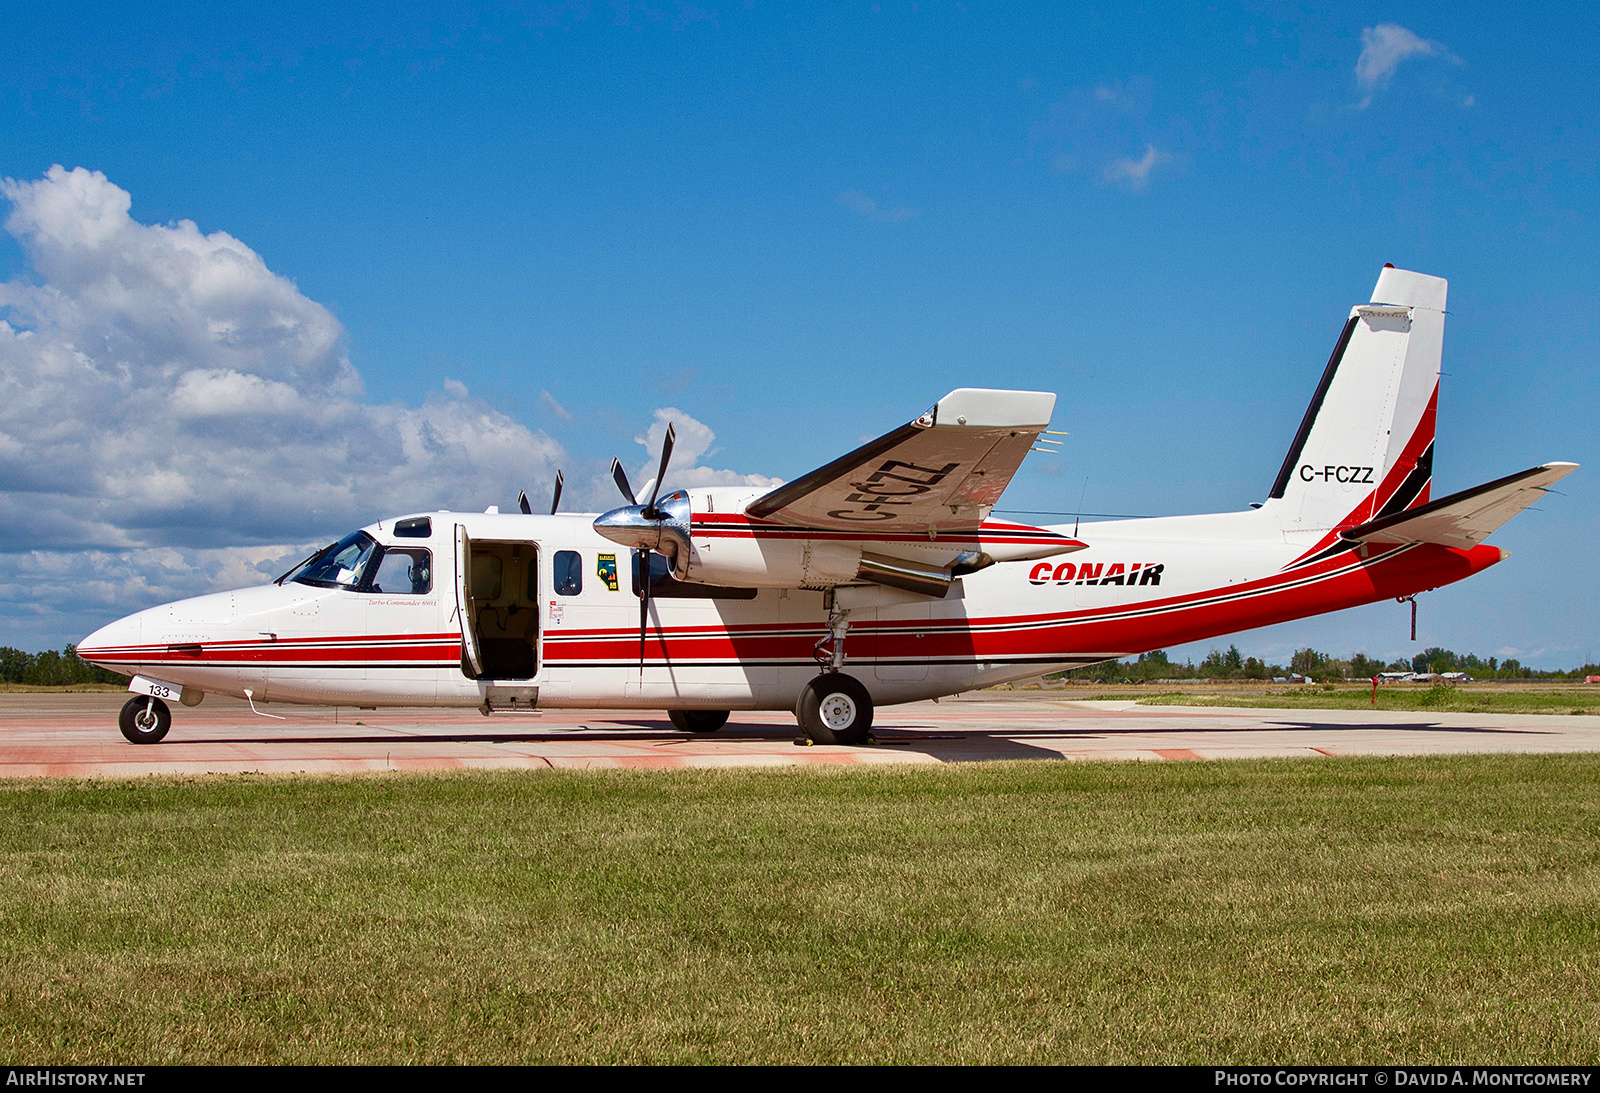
77,267 -> 1575,744
77,505 -> 1502,713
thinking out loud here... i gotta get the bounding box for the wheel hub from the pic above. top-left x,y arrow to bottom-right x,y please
818,693 -> 856,729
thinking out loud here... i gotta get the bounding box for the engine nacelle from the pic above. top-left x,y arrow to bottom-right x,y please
671,487 -> 1083,596
595,486 -> 1084,596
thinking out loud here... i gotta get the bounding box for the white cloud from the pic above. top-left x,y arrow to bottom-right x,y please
0,165 -> 566,555
837,189 -> 922,224
1102,144 -> 1170,191
1026,77 -> 1175,192
0,166 -> 571,641
171,368 -> 304,418
1355,24 -> 1456,109
539,388 -> 574,421
0,167 -> 781,649
634,407 -> 782,496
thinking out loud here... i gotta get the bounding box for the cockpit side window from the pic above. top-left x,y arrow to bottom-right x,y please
370,548 -> 433,594
285,531 -> 381,590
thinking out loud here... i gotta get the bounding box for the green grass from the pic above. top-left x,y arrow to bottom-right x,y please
1086,684 -> 1600,716
3,757 -> 1599,1064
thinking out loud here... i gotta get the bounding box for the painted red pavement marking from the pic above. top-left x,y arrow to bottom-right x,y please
1152,748 -> 1202,761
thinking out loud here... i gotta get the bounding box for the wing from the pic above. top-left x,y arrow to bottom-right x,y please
745,389 -> 1057,533
1342,462 -> 1578,549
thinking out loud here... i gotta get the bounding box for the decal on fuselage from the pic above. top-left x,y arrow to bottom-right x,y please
1029,561 -> 1164,586
1298,464 -> 1375,484
826,459 -> 962,522
597,553 -> 619,591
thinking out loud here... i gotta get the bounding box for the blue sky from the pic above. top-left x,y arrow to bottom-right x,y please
0,1 -> 1594,667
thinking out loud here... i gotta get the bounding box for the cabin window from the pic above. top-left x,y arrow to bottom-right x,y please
554,551 -> 583,596
369,548 -> 432,594
393,516 -> 431,538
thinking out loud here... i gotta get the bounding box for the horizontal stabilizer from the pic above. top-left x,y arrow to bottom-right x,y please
1341,462 -> 1578,549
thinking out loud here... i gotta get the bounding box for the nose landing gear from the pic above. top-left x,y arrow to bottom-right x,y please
119,695 -> 171,744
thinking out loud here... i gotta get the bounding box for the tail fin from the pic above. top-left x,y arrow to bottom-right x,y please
1266,266 -> 1445,536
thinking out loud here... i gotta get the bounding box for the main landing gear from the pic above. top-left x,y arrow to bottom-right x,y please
795,672 -> 874,745
119,695 -> 171,744
793,596 -> 875,745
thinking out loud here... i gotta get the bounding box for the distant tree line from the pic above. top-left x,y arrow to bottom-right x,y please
0,646 -> 125,686
1060,646 -> 1600,684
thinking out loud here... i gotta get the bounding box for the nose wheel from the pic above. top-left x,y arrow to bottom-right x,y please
795,672 -> 874,745
119,695 -> 171,744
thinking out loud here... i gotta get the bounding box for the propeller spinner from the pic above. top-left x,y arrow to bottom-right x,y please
593,425 -> 681,675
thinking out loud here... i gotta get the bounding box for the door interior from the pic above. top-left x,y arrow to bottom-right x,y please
457,536 -> 540,680
455,525 -> 484,678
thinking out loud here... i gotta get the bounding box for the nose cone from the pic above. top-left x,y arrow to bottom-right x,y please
78,611 -> 143,669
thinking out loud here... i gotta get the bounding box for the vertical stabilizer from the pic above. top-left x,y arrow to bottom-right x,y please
1266,267 -> 1445,538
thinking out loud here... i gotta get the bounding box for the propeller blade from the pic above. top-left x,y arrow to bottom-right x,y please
517,490 -> 532,516
610,458 -> 637,505
643,423 -> 676,516
550,470 -> 564,515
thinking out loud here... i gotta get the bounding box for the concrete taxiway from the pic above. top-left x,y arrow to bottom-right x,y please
4,691 -> 1600,778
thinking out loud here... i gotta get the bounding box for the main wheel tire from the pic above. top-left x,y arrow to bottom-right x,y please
795,673 -> 874,745
119,695 -> 171,744
668,709 -> 730,733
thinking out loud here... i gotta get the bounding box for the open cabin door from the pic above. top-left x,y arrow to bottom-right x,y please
455,532 -> 541,682
455,523 -> 484,678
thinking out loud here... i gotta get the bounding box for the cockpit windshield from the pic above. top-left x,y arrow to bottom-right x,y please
279,531 -> 381,590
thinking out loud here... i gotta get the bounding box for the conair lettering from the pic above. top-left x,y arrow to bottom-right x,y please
1029,562 -> 1164,586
